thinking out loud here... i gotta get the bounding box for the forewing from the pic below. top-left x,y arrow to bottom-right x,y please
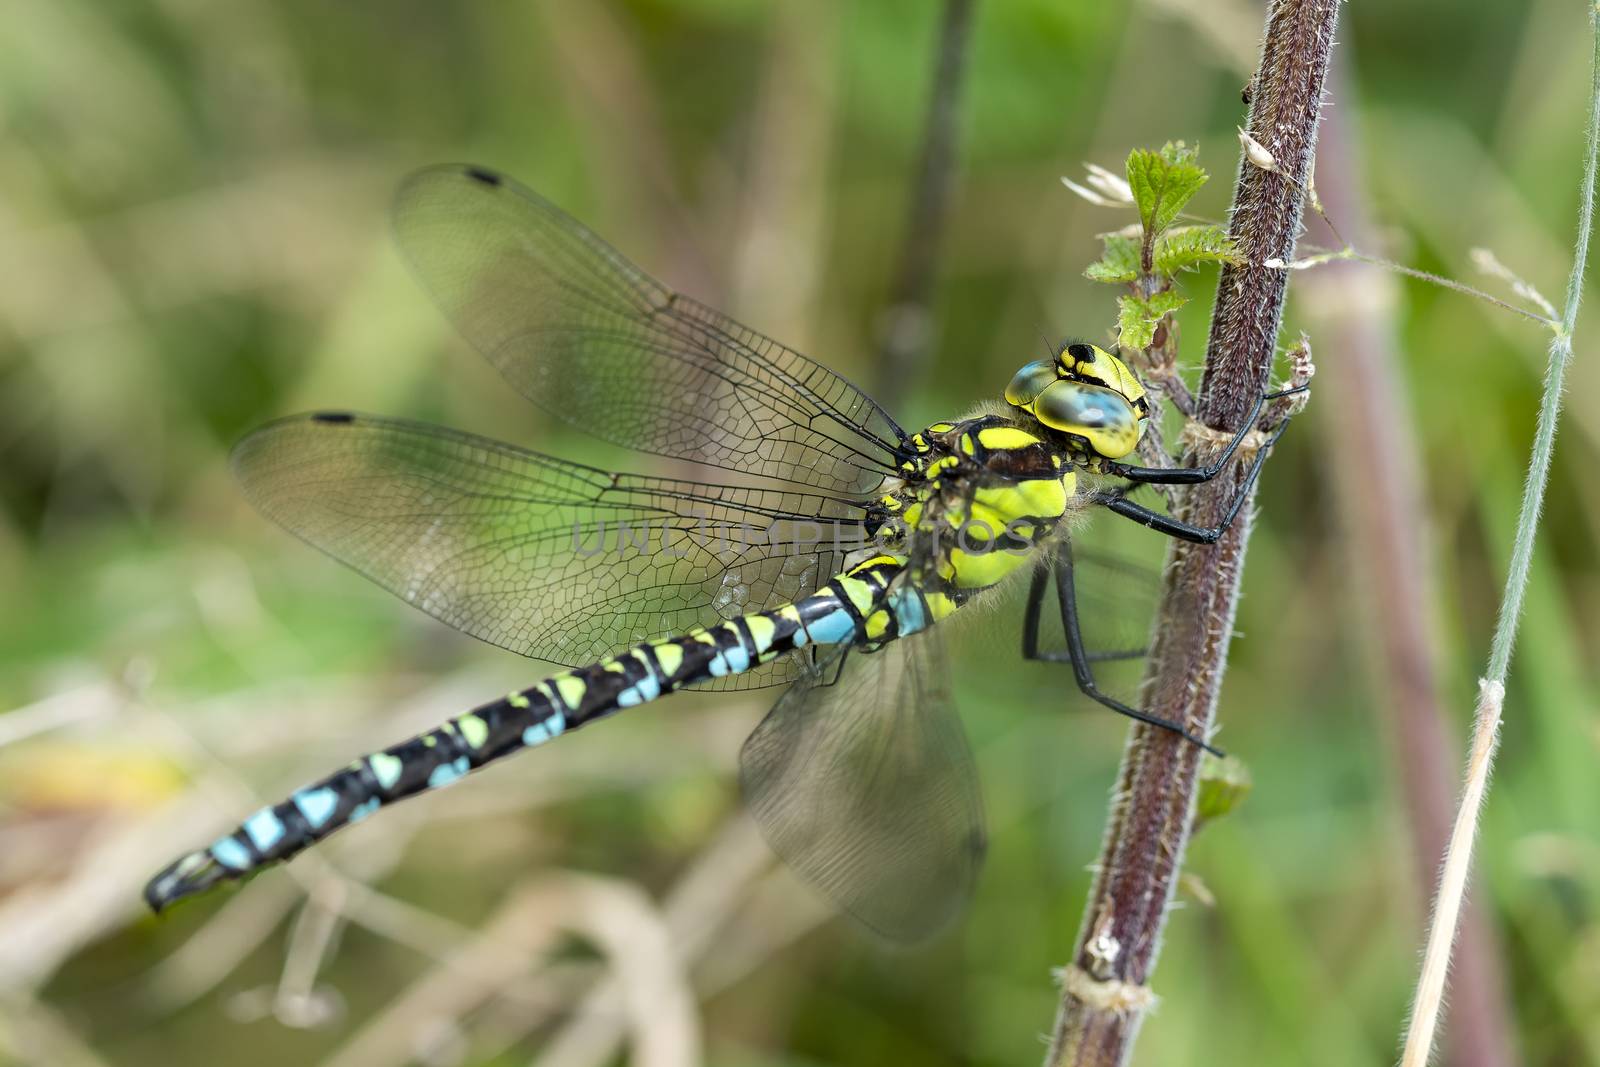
739,630 -> 985,942
233,413 -> 869,689
392,165 -> 906,495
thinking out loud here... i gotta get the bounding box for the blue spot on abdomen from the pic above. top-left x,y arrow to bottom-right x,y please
426,756 -> 471,789
210,836 -> 252,870
242,808 -> 286,852
293,787 -> 339,830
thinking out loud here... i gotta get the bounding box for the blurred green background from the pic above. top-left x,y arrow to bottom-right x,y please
2,1 -> 1598,1065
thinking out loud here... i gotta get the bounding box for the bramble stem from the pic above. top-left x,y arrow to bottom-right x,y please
1042,2 -> 1340,1064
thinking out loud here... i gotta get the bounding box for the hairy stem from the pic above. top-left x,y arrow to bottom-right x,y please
1043,2 -> 1340,1064
1399,7 -> 1599,1065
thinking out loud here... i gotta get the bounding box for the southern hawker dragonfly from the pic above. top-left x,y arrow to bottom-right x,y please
145,164 -> 1303,941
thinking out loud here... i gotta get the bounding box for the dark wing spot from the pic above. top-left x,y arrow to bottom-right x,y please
311,411 -> 355,424
463,166 -> 503,187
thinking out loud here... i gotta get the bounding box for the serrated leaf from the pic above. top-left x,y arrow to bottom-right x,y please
1154,225 -> 1241,274
1125,142 -> 1208,241
1116,290 -> 1188,349
1085,233 -> 1140,283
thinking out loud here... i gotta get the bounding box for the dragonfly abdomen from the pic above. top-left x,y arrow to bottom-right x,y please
144,555 -> 929,911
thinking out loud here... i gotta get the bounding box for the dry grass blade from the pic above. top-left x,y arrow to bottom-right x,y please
1398,7 -> 1599,1064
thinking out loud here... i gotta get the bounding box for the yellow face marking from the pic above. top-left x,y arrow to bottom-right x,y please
652,641 -> 684,679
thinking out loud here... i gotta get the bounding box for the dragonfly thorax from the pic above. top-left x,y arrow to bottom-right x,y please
1004,342 -> 1150,461
871,417 -> 1077,592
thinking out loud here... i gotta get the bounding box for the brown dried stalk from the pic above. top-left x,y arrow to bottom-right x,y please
1042,2 -> 1342,1064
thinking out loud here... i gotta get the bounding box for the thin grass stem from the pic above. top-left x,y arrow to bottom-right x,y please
1397,6 -> 1599,1065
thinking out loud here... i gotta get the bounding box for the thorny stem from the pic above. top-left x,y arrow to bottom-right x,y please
1042,2 -> 1340,1064
1399,6 -> 1599,1065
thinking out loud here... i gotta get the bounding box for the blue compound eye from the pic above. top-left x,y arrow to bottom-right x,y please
1032,380 -> 1141,459
1004,360 -> 1059,408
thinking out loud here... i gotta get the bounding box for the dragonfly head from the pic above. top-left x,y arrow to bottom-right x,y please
1004,342 -> 1151,460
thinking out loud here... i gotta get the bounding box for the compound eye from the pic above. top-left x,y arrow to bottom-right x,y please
1033,380 -> 1141,459
1005,359 -> 1060,408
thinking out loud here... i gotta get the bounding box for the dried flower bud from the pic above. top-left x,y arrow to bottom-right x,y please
1237,126 -> 1278,172
1061,163 -> 1135,207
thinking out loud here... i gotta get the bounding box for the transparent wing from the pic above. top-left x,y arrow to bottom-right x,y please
739,628 -> 985,942
233,412 -> 870,689
392,165 -> 908,495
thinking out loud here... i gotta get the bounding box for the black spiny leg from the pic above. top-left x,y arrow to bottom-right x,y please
1099,404 -> 1298,545
1022,552 -> 1222,756
1101,384 -> 1308,485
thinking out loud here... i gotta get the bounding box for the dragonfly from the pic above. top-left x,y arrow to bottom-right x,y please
145,164 -> 1304,942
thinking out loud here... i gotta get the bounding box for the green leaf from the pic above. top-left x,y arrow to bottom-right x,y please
1116,290 -> 1188,349
1154,225 -> 1241,274
1084,233 -> 1140,283
1194,755 -> 1253,830
1125,141 -> 1208,240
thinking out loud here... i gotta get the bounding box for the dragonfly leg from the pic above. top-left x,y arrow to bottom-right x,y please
1097,414 -> 1292,545
1100,384 -> 1307,485
1022,554 -> 1222,756
1020,558 -> 1144,663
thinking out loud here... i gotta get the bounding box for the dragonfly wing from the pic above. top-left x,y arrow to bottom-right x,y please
233,413 -> 868,689
739,628 -> 985,942
392,165 -> 907,496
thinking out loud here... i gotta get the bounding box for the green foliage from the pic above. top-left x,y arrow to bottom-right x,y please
1084,232 -> 1140,283
1126,141 -> 1208,241
1154,224 -> 1241,274
1086,145 -> 1227,349
1116,290 -> 1187,349
1195,755 -> 1254,829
